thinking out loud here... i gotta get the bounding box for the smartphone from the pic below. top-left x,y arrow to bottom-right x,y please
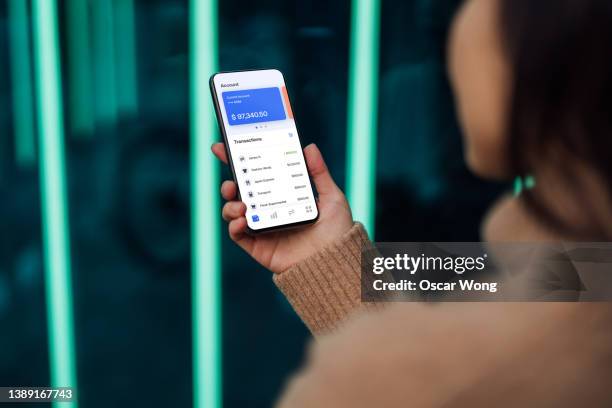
210,69 -> 319,233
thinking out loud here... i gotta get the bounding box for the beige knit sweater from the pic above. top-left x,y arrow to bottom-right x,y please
272,223 -> 612,407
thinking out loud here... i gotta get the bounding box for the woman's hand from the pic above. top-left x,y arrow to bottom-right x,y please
211,143 -> 354,273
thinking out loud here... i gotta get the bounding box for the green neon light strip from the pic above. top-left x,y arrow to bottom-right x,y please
32,0 -> 78,405
345,0 -> 381,236
8,0 -> 36,167
92,0 -> 117,125
190,0 -> 221,407
67,0 -> 94,136
114,0 -> 138,115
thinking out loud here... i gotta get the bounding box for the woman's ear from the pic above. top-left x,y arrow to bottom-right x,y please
448,0 -> 513,180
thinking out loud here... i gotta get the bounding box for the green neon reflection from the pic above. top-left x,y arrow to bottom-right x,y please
190,0 -> 221,407
67,0 -> 94,136
32,0 -> 78,406
8,0 -> 36,167
346,0 -> 381,236
114,0 -> 138,115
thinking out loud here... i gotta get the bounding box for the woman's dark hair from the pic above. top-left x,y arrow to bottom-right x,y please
499,0 -> 612,238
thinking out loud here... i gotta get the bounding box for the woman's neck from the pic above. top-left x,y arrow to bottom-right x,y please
483,161 -> 612,242
482,194 -> 564,242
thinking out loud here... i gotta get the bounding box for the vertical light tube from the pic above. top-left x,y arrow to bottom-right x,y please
8,0 -> 36,167
190,0 -> 221,407
67,0 -> 94,136
92,0 -> 117,125
114,0 -> 138,115
345,0 -> 381,236
32,0 -> 78,405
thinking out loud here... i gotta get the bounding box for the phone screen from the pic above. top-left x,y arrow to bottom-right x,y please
210,69 -> 319,232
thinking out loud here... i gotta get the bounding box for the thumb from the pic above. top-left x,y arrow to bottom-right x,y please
304,144 -> 340,196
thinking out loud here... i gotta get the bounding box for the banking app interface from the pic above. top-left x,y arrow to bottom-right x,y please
213,70 -> 318,230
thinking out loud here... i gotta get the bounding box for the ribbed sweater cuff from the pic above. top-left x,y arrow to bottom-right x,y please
273,223 -> 372,336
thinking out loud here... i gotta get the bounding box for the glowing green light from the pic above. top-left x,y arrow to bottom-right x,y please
345,0 -> 381,237
67,0 -> 94,136
32,0 -> 78,406
8,0 -> 36,167
513,175 -> 536,197
114,0 -> 138,115
513,177 -> 522,197
524,175 -> 536,190
190,0 -> 221,407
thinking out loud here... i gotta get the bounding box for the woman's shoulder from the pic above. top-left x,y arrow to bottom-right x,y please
279,302 -> 612,407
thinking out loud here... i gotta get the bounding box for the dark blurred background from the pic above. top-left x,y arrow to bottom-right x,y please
0,0 -> 503,407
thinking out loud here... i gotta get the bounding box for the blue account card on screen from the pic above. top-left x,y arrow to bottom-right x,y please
222,87 -> 286,126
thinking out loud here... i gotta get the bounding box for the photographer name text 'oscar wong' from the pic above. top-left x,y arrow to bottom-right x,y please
371,253 -> 498,293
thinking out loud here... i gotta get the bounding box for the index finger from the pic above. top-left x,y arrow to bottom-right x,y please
211,143 -> 228,164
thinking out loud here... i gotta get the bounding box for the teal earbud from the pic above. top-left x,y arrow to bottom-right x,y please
513,175 -> 536,197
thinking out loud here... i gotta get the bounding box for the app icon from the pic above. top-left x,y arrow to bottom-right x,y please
250,204 -> 257,210
245,179 -> 251,186
239,156 -> 246,162
241,168 -> 248,174
271,211 -> 278,220
251,215 -> 260,222
248,191 -> 254,198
